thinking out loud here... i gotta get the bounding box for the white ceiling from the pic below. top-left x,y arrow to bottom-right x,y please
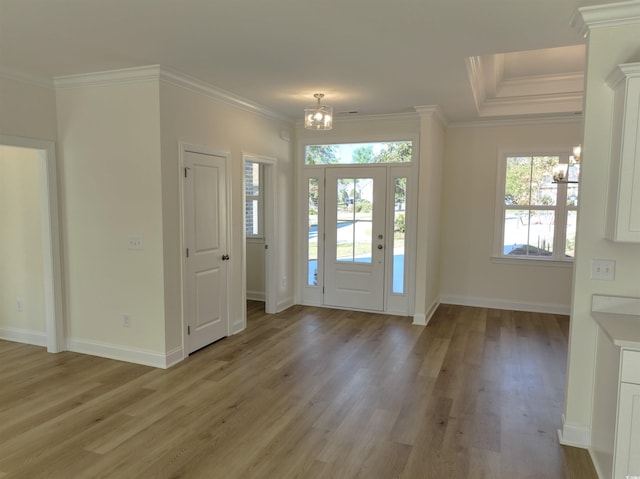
0,0 -> 620,122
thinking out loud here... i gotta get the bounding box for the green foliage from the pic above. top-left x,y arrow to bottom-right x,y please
353,146 -> 374,164
395,213 -> 405,233
372,141 -> 412,163
505,156 -> 558,206
355,199 -> 372,213
306,145 -> 339,165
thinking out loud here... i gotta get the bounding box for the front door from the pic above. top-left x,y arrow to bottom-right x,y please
183,149 -> 229,354
324,167 -> 387,311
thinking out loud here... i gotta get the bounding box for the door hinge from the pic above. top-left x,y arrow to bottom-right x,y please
188,325 -> 191,335
184,167 -> 189,178
265,244 -> 268,250
186,247 -> 189,258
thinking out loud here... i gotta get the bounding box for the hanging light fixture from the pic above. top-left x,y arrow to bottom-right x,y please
304,93 -> 333,130
553,144 -> 582,184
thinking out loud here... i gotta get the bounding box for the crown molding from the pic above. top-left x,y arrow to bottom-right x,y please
158,67 -> 290,123
0,66 -> 53,88
572,0 -> 640,37
54,65 -> 162,89
54,64 -> 290,123
414,105 -> 448,126
606,62 -> 640,88
448,114 -> 582,129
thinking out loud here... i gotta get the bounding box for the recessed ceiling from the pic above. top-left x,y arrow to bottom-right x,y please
0,0 -> 621,122
466,45 -> 586,118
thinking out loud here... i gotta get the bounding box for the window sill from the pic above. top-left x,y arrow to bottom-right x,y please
491,256 -> 574,268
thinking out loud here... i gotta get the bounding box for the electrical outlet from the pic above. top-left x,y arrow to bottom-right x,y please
128,237 -> 144,250
122,313 -> 131,328
281,275 -> 287,288
16,298 -> 23,312
591,259 -> 615,281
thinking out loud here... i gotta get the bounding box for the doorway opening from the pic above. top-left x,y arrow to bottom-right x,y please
242,155 -> 278,317
0,135 -> 63,352
299,140 -> 416,315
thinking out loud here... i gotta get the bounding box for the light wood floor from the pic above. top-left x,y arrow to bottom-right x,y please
0,303 -> 597,479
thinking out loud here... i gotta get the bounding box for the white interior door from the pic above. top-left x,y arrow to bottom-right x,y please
183,150 -> 229,354
324,167 -> 386,311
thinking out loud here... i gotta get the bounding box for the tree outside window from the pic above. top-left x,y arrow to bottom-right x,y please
500,154 -> 578,260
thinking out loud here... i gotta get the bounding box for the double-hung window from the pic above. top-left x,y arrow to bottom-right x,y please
496,152 -> 579,261
245,161 -> 263,238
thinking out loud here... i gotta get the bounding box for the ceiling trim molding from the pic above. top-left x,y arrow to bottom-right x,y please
465,56 -> 485,115
449,114 -> 582,129
414,105 -> 448,126
54,64 -> 290,123
572,0 -> 640,37
479,92 -> 583,117
0,66 -> 53,88
159,67 -> 290,123
54,65 -> 162,89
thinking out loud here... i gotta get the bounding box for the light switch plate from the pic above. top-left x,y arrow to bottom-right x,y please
591,259 -> 615,281
128,236 -> 144,250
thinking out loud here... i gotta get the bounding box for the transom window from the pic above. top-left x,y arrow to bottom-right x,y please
497,153 -> 579,261
305,141 -> 412,165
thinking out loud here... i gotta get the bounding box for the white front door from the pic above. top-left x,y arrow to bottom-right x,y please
324,167 -> 387,311
183,150 -> 229,354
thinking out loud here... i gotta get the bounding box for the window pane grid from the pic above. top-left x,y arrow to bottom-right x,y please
501,154 -> 577,261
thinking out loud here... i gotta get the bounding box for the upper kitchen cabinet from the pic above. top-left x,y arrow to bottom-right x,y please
606,63 -> 640,242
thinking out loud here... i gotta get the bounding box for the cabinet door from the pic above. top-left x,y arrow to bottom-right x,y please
615,382 -> 640,479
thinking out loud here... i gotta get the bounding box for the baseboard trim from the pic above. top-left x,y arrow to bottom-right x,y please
0,327 -> 47,348
439,294 -> 570,315
246,290 -> 265,301
276,296 -> 295,313
557,414 -> 591,448
66,338 -> 182,369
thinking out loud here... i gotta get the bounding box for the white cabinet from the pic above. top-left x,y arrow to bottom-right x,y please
605,63 -> 640,242
614,350 -> 640,478
615,381 -> 640,478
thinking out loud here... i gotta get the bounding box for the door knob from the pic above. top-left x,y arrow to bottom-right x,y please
222,254 -> 230,261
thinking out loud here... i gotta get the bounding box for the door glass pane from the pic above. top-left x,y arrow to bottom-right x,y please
565,210 -> 577,258
393,177 -> 406,294
504,209 -> 555,257
336,178 -> 373,263
308,178 -> 319,286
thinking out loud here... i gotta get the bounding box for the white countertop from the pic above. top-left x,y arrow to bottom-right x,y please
592,295 -> 640,349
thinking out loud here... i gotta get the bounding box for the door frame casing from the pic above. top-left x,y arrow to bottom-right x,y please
241,154 -> 279,315
296,136 -> 419,316
0,134 -> 64,352
178,142 -> 231,358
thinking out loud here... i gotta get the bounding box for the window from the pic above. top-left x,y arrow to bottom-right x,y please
497,153 -> 578,261
245,161 -> 263,238
305,141 -> 412,165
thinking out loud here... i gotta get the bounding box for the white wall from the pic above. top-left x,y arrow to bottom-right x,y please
440,120 -> 581,313
562,20 -> 640,449
415,108 -> 445,324
0,75 -> 57,140
55,79 -> 166,359
246,240 -> 266,300
0,146 -> 46,340
159,80 -> 294,352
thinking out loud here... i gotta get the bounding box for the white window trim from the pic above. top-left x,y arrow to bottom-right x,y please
493,148 -> 577,264
245,161 -> 264,239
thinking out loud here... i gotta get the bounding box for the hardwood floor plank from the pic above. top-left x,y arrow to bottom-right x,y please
0,303 -> 598,478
